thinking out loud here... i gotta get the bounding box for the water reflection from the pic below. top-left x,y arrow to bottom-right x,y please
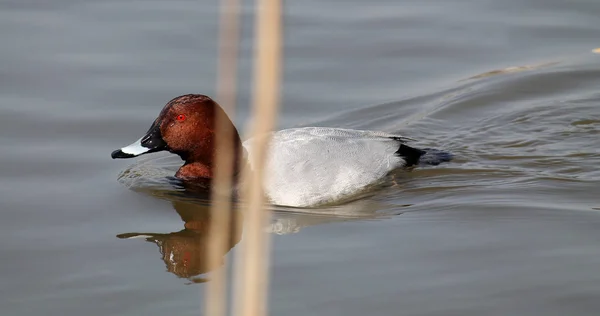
116,176 -> 403,282
117,200 -> 242,282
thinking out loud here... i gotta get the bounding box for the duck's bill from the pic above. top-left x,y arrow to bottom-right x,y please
111,122 -> 168,159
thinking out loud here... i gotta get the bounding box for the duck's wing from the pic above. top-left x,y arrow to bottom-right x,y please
280,127 -> 416,143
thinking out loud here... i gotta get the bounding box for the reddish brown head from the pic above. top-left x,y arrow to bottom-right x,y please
111,94 -> 242,180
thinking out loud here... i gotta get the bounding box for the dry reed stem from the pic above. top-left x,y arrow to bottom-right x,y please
205,0 -> 241,315
234,0 -> 283,315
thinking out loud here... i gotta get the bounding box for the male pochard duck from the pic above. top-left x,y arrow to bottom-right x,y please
111,94 -> 450,207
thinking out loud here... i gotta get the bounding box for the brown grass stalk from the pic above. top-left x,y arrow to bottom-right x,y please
234,0 -> 283,315
205,0 -> 241,315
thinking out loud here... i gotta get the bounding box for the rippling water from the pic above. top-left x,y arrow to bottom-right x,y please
1,1 -> 600,315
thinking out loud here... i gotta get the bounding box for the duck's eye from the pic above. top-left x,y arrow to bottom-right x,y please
176,114 -> 186,121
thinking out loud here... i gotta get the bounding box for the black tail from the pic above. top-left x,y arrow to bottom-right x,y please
396,144 -> 425,167
395,144 -> 453,167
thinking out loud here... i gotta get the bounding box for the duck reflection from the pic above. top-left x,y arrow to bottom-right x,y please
117,200 -> 242,282
117,179 -> 403,282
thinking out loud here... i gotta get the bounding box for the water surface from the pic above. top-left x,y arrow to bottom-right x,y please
1,0 -> 600,315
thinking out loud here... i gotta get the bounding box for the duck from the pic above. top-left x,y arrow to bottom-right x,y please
111,94 -> 451,207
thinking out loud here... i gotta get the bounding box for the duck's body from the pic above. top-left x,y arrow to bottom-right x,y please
111,94 -> 449,207
243,127 -> 420,207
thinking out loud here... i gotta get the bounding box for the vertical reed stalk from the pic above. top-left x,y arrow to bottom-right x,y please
206,0 -> 241,315
234,0 -> 283,315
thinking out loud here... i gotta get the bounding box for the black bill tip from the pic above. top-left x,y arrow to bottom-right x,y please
111,149 -> 135,159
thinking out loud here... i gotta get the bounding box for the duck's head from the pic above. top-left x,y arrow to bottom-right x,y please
111,94 -> 242,178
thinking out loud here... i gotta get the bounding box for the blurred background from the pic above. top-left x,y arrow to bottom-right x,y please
1,0 -> 600,315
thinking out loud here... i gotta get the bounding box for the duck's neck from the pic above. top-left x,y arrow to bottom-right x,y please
175,131 -> 244,182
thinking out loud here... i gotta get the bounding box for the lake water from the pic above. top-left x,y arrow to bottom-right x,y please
1,0 -> 600,315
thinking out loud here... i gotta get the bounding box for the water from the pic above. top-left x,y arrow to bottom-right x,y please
1,0 -> 600,315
